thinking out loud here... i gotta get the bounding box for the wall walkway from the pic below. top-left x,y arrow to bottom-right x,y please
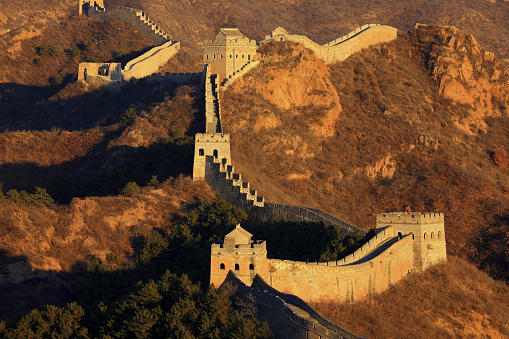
220,271 -> 364,339
262,24 -> 398,64
205,69 -> 222,133
221,59 -> 261,90
266,231 -> 414,303
85,5 -> 170,45
204,156 -> 362,234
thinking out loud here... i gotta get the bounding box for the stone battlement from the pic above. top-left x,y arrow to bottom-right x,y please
377,212 -> 445,224
211,239 -> 266,254
203,38 -> 257,47
195,133 -> 230,143
221,59 -> 261,89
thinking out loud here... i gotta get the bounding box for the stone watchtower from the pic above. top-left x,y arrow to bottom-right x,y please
210,225 -> 269,287
203,28 -> 258,84
376,212 -> 447,271
192,133 -> 231,180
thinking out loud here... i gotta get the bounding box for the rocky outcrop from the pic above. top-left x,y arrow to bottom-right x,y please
416,24 -> 509,133
227,42 -> 342,139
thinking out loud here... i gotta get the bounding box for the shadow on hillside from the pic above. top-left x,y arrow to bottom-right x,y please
0,249 -> 74,322
0,128 -> 195,203
0,73 -> 202,132
0,227 -> 205,323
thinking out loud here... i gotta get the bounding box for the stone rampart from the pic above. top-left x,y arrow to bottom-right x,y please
251,275 -> 362,339
203,157 -> 363,234
335,226 -> 394,265
122,41 -> 180,81
255,203 -> 361,235
204,69 -> 222,133
220,271 -> 364,339
78,41 -> 181,83
267,234 -> 414,302
221,59 -> 261,89
262,24 -> 398,64
205,159 -> 265,209
86,6 -> 169,44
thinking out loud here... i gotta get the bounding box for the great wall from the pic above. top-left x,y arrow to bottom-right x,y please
78,3 -> 447,338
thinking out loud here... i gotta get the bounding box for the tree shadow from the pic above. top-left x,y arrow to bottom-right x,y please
0,130 -> 195,203
0,249 -> 74,322
0,72 -> 202,132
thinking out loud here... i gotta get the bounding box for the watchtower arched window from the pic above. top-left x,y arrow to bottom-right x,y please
249,264 -> 254,270
248,55 -> 251,60
398,232 -> 402,239
220,263 -> 225,270
438,231 -> 442,239
424,232 -> 427,240
213,150 -> 218,158
234,264 -> 239,271
199,148 -> 204,156
431,232 -> 434,239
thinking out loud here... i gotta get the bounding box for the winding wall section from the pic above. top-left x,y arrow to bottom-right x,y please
262,24 -> 398,64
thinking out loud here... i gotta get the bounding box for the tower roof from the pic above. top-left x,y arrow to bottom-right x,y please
271,27 -> 289,36
219,28 -> 246,38
224,224 -> 252,244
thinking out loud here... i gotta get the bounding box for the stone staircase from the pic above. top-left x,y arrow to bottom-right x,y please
221,59 -> 261,89
206,158 -> 265,209
85,5 -> 170,45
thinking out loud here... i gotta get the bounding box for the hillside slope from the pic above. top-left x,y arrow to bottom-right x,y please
313,257 -> 509,338
72,0 -> 509,62
222,25 -> 509,282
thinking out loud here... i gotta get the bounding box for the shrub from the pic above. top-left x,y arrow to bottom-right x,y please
146,175 -> 160,187
493,148 -> 508,169
0,187 -> 53,206
85,40 -> 94,51
114,50 -> 125,60
33,58 -> 43,66
37,45 -> 58,58
68,46 -> 81,57
49,76 -> 64,86
120,107 -> 137,123
122,181 -> 140,195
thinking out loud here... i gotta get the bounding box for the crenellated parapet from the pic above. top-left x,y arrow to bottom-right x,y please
221,59 -> 261,89
80,2 -> 170,44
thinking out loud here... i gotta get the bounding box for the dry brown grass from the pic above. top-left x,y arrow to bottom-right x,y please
0,175 -> 215,272
312,257 -> 509,339
222,30 -> 509,282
